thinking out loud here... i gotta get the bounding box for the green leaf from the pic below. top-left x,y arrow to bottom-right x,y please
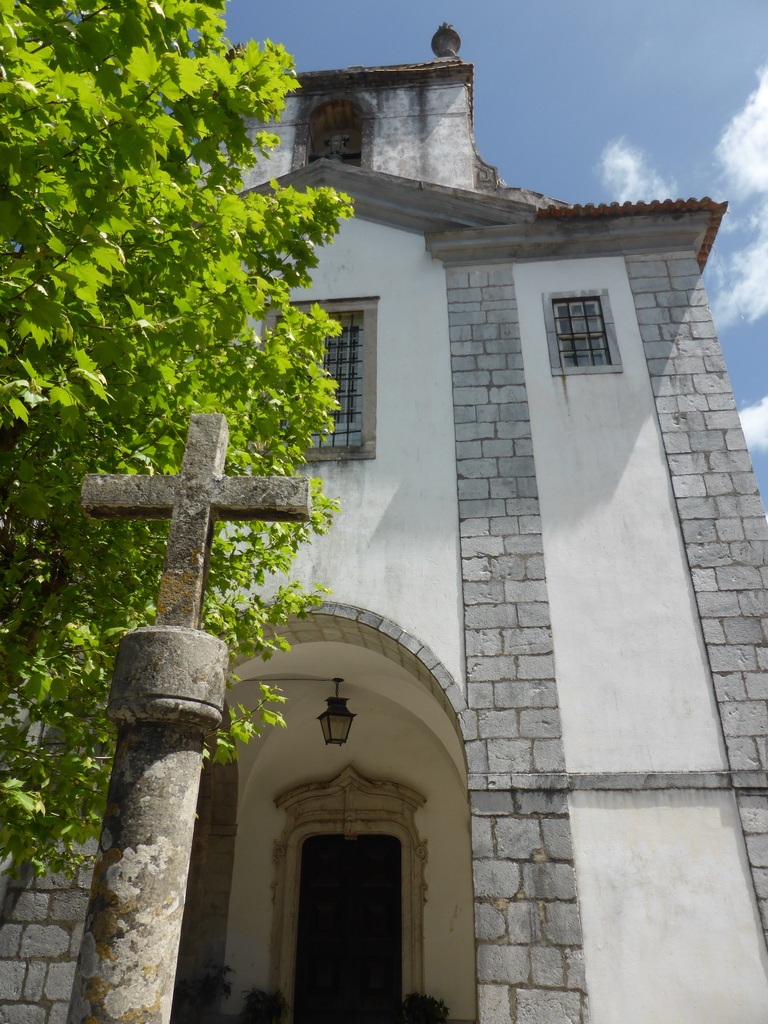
0,0 -> 349,876
126,46 -> 160,83
48,386 -> 76,406
8,397 -> 29,422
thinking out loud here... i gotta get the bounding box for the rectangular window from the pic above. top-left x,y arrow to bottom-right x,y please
553,297 -> 611,368
304,296 -> 378,460
543,289 -> 622,375
315,311 -> 364,447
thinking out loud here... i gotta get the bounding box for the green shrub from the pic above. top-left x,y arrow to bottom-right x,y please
240,988 -> 289,1024
397,992 -> 450,1024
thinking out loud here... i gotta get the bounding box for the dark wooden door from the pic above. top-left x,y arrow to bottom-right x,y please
294,834 -> 402,1024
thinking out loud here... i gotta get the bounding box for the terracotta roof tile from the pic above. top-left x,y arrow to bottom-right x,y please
538,198 -> 728,270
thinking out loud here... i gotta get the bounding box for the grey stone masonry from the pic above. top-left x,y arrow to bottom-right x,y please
0,850 -> 92,1024
448,266 -> 590,1024
627,251 -> 768,949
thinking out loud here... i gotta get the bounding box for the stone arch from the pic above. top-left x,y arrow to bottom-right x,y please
292,93 -> 376,171
272,601 -> 470,745
307,97 -> 364,164
226,607 -> 478,1021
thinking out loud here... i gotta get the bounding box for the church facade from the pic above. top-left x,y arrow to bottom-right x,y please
4,31 -> 768,1024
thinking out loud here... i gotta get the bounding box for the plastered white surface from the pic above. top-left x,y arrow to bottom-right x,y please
570,790 -> 768,1023
284,217 -> 465,690
515,257 -> 726,772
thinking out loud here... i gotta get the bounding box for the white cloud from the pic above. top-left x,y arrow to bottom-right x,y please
714,68 -> 768,324
739,394 -> 768,451
717,66 -> 768,197
718,203 -> 768,324
599,138 -> 676,203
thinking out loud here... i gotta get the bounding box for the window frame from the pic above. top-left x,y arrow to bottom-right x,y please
543,289 -> 622,376
299,296 -> 378,461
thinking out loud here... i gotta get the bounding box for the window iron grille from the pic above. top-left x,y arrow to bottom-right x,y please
314,311 -> 364,447
552,297 -> 611,368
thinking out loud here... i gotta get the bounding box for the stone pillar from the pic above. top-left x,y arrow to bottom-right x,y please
67,626 -> 228,1024
627,252 -> 768,948
446,265 -> 590,1023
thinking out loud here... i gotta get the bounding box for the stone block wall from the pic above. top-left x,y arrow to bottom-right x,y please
472,788 -> 587,1024
447,264 -> 590,1024
0,755 -> 241,1024
0,855 -> 92,1024
627,251 -> 768,947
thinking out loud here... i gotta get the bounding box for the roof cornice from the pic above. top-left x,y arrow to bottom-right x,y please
538,199 -> 727,270
244,162 -> 543,234
244,164 -> 726,269
297,60 -> 473,93
426,202 -> 727,270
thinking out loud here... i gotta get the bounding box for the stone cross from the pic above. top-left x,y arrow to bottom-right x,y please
81,413 -> 310,628
68,414 -> 311,1024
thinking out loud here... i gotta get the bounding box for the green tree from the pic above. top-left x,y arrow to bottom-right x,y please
0,0 -> 351,873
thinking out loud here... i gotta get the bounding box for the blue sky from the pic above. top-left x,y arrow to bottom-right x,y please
225,0 -> 768,501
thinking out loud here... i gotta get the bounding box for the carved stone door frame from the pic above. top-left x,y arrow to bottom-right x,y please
271,766 -> 428,1021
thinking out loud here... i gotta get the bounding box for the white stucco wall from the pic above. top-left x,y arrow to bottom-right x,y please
242,115 -> 296,189
241,80 -> 477,192
514,257 -> 726,773
370,82 -> 475,189
284,217 -> 465,690
570,790 -> 768,1023
225,642 -> 476,1020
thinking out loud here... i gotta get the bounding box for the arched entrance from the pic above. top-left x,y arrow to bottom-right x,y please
216,607 -> 475,1022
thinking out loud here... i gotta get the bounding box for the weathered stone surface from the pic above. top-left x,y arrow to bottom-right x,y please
81,414 -> 310,629
69,413 -> 311,1024
447,268 -> 589,1022
108,625 -> 228,729
542,819 -> 574,860
473,860 -> 522,899
477,944 -> 529,984
628,253 -> 768,956
49,891 -> 89,922
0,925 -> 22,958
522,862 -> 577,901
48,1004 -> 69,1024
531,946 -> 565,988
471,817 -> 495,858
7,891 -> 49,923
0,959 -> 25,999
45,962 -> 76,1001
20,925 -> 70,959
478,983 -> 512,1024
68,721 -> 208,1024
24,961 -> 47,1002
475,903 -> 506,941
544,902 -> 583,945
506,901 -> 541,944
495,819 -> 542,860
5,1003 -> 47,1024
517,988 -> 583,1024
565,948 -> 587,991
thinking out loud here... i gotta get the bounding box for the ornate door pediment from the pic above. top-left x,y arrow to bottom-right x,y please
270,766 -> 428,1018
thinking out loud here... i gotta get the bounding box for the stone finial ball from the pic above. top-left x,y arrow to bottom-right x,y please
431,23 -> 461,58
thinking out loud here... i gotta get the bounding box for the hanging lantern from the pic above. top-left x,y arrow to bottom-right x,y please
318,678 -> 356,746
